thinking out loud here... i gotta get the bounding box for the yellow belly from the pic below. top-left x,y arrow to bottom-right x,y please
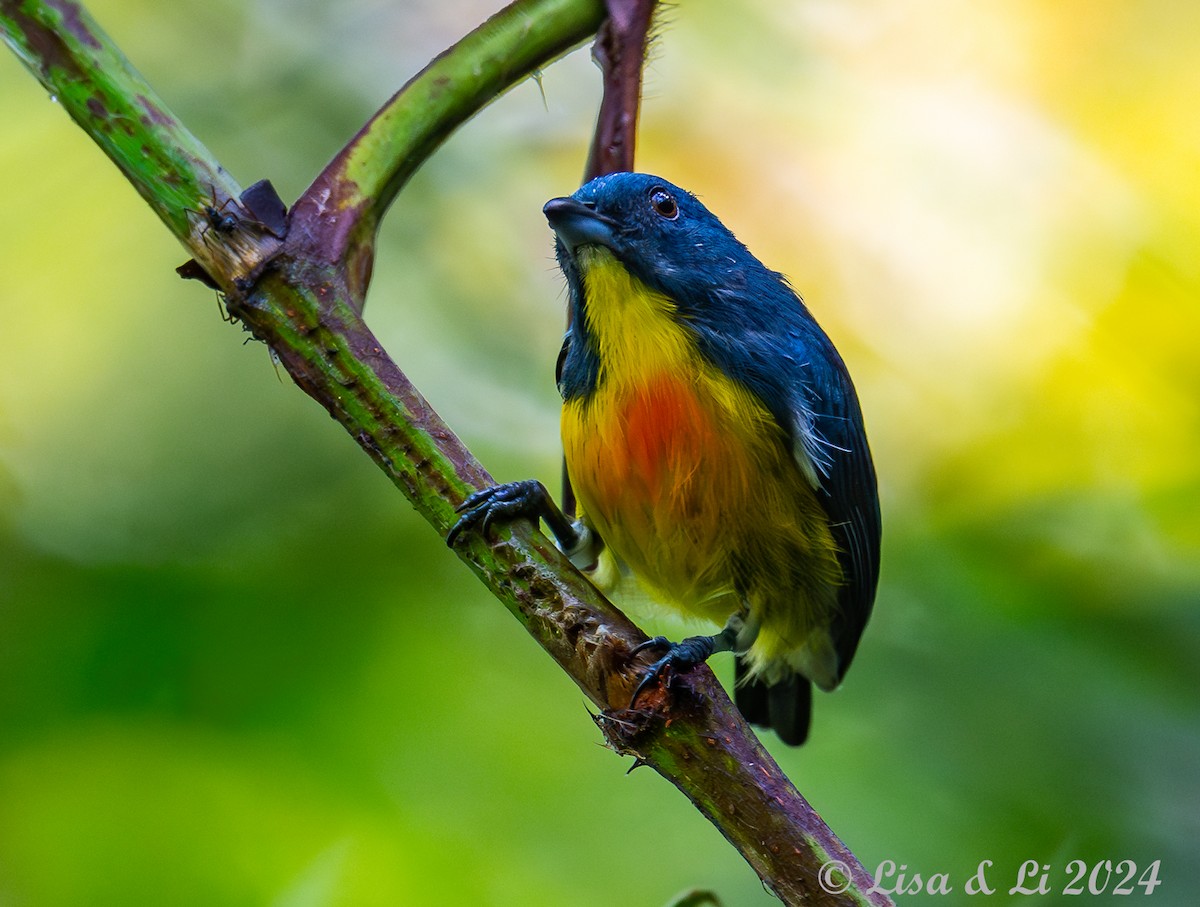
562,363 -> 843,684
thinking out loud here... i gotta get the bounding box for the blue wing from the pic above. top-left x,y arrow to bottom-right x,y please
697,290 -> 881,681
788,326 -> 881,678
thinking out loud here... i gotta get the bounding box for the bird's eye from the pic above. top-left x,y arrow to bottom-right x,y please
649,187 -> 679,220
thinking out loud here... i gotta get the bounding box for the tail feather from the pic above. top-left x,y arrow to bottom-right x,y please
733,657 -> 771,726
734,656 -> 813,746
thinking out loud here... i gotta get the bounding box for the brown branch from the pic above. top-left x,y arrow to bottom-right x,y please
585,0 -> 657,179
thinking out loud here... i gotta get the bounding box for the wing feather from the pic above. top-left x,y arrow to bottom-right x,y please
696,290 -> 881,681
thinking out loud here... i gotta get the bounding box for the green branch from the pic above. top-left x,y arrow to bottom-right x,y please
334,0 -> 604,219
1,0 -> 213,228
0,0 -> 261,284
288,0 -> 607,306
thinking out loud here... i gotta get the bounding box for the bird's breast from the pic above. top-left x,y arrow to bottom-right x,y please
565,369 -> 721,518
562,357 -> 799,619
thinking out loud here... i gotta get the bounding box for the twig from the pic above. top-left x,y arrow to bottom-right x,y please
288,0 -> 608,310
585,0 -> 657,180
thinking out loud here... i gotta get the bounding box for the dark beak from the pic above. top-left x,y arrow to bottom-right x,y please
543,197 -> 620,253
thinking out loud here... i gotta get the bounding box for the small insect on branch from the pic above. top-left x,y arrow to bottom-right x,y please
187,180 -> 289,244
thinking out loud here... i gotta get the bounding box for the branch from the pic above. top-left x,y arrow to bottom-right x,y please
2,3 -> 890,904
585,0 -> 656,179
288,0 -> 608,309
0,0 -> 278,288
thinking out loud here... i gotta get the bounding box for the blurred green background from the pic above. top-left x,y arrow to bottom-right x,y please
2,0 -> 1197,904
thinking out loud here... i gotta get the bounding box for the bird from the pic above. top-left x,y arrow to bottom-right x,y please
448,172 -> 880,745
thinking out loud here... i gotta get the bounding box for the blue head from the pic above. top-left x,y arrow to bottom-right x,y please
545,172 -> 835,413
545,173 -> 805,343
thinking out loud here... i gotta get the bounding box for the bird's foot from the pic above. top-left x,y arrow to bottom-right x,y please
629,633 -> 727,707
446,480 -> 550,547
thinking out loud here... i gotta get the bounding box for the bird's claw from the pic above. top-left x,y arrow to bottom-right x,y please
628,634 -> 716,708
446,480 -> 545,548
629,635 -> 670,659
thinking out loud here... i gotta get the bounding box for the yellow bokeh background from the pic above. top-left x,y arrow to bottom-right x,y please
2,1 -> 1197,904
